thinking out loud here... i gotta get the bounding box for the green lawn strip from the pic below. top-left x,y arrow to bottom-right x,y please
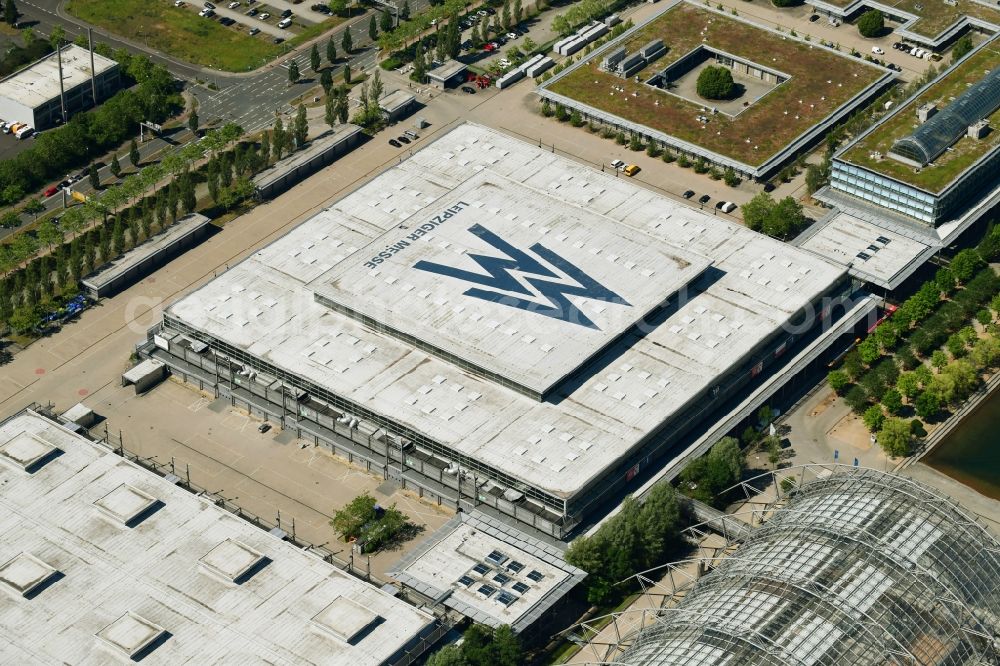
842,44 -> 1000,192
67,0 -> 285,71
547,3 -> 880,166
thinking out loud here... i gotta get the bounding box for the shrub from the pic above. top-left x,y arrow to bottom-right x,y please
693,158 -> 709,174
723,167 -> 740,187
696,65 -> 735,100
857,9 -> 884,38
878,417 -> 911,457
662,151 -> 676,163
828,370 -> 849,394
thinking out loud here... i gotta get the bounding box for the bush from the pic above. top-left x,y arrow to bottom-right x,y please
878,417 -> 911,457
662,150 -> 676,163
772,0 -> 799,6
696,65 -> 735,100
380,56 -> 404,70
857,9 -> 884,38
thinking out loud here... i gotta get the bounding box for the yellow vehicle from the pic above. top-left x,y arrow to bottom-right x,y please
623,164 -> 640,177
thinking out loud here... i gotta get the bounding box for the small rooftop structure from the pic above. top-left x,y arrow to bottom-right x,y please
0,408 -> 437,665
389,510 -> 586,633
121,358 -> 166,393
378,90 -> 417,121
60,402 -> 96,428
82,214 -> 213,298
426,60 -> 467,88
253,125 -> 363,200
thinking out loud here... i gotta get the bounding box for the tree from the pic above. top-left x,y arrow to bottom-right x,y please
380,9 -> 393,33
23,197 -> 44,221
952,35 -> 974,64
272,117 -> 287,160
502,0 -> 511,32
343,62 -> 352,84
293,104 -> 308,149
88,162 -> 100,189
342,27 -> 353,54
857,9 -> 884,38
828,369 -> 849,394
0,210 -> 19,229
425,647 -> 466,666
897,372 -> 920,400
123,144 -> 138,175
845,385 -> 868,413
857,336 -> 881,366
309,44 -> 321,74
110,153 -> 122,179
950,248 -> 984,284
187,108 -> 199,135
36,219 -> 62,249
805,159 -> 830,194
413,42 -> 427,83
49,25 -> 65,50
326,36 -> 337,65
741,192 -> 773,232
328,0 -> 347,16
878,417 -> 911,457
513,0 -> 523,24
4,0 -> 17,27
369,14 -> 378,41
764,196 -> 807,239
288,59 -> 300,84
862,405 -> 885,432
401,0 -> 410,20
335,87 -> 349,124
915,390 -> 940,420
325,92 -> 337,129
696,65 -> 735,99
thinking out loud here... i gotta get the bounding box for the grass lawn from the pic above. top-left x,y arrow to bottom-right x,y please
817,0 -> 1000,38
842,43 -> 1000,192
545,3 -> 883,167
66,0 -> 340,72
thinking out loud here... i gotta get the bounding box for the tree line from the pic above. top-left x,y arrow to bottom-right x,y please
0,45 -> 182,207
0,123 -> 247,333
828,229 -> 1000,456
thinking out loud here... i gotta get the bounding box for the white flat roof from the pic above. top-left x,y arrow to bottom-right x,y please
379,89 -> 415,113
121,358 -> 164,383
165,123 -> 845,499
0,410 -> 435,665
0,45 -> 117,110
313,170 -> 710,397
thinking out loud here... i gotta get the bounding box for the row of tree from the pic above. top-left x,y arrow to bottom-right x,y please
425,625 -> 521,666
828,234 -> 1000,455
740,191 -> 809,240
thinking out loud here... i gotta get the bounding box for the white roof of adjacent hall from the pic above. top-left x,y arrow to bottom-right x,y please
0,45 -> 117,110
0,410 -> 435,666
165,123 -> 845,499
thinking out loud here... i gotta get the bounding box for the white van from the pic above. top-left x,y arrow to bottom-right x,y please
277,17 -> 291,28
718,201 -> 737,214
14,125 -> 33,140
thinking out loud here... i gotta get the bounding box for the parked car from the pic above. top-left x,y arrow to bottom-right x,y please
198,8 -> 215,17
871,46 -> 884,55
43,185 -> 58,197
246,7 -> 258,15
404,130 -> 419,140
498,58 -> 512,68
623,164 -> 640,177
610,159 -> 625,171
204,1 -> 215,7
461,85 -> 476,94
277,17 -> 292,28
272,36 -> 284,43
718,201 -> 737,213
698,194 -> 711,204
280,8 -> 292,17
259,12 -> 270,19
219,16 -> 235,26
258,422 -> 271,433
483,43 -> 496,52
506,32 -> 517,40
682,189 -> 695,199
174,0 -> 185,6
389,138 -> 401,147
808,13 -> 819,21
228,1 -> 240,7
398,136 -> 410,144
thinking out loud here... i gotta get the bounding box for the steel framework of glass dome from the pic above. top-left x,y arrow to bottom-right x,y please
572,465 -> 1000,666
891,67 -> 1000,166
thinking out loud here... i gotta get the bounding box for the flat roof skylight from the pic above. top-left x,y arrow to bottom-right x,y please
0,553 -> 58,598
95,612 -> 166,660
311,596 -> 382,644
198,538 -> 266,584
93,483 -> 158,528
0,432 -> 59,473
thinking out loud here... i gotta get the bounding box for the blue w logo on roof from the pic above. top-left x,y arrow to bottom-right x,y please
413,224 -> 631,330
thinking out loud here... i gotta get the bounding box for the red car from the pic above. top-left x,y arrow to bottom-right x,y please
43,185 -> 58,197
483,43 -> 496,52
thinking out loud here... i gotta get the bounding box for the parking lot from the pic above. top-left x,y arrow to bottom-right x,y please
0,128 -> 35,162
187,0 -> 333,42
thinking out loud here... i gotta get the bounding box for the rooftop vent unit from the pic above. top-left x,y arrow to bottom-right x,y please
968,119 -> 990,139
917,102 -> 937,124
96,612 -> 167,661
601,47 -> 626,71
199,538 -> 268,584
93,483 -> 160,528
0,552 -> 60,598
0,432 -> 60,474
869,151 -> 882,160
311,596 -> 384,644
